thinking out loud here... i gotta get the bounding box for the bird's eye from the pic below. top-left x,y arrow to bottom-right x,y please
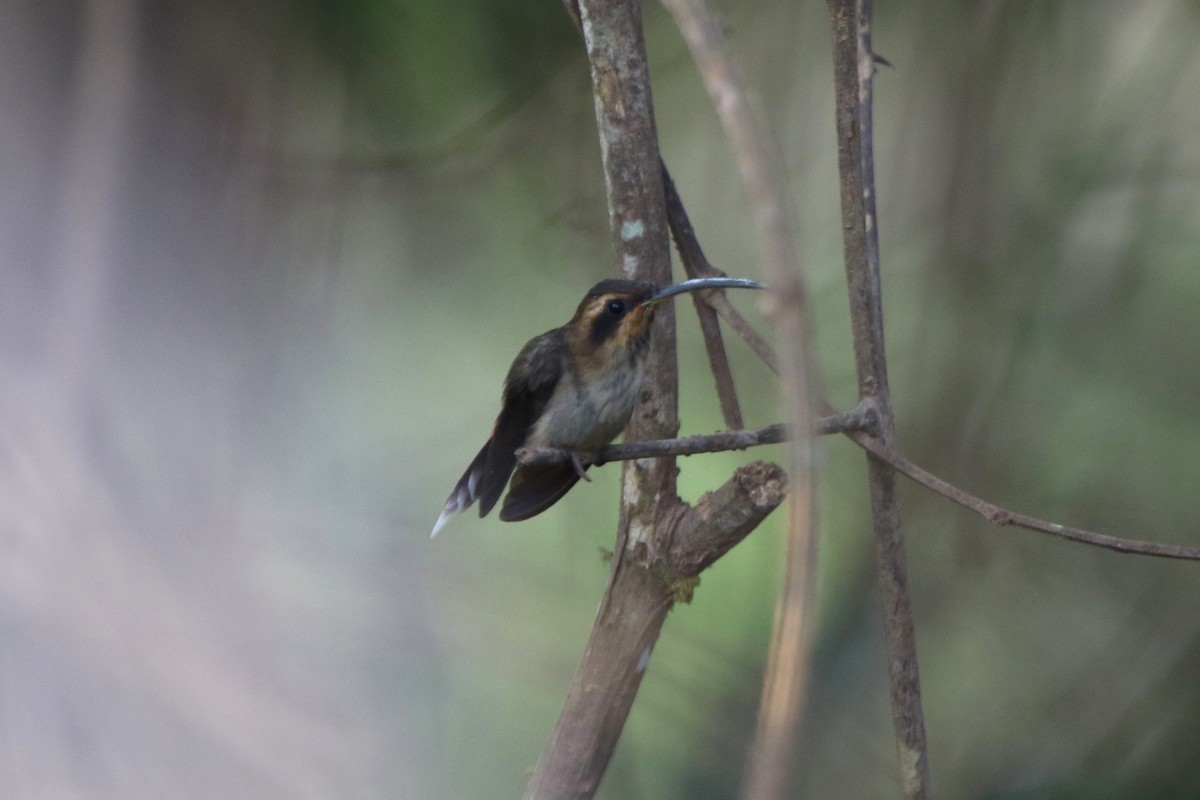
606,299 -> 626,316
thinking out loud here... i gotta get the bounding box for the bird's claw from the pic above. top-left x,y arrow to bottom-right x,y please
567,451 -> 592,482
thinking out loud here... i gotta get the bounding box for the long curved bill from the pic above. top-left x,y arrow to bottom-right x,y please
643,277 -> 767,306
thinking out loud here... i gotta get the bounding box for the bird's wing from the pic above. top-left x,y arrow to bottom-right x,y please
476,330 -> 566,516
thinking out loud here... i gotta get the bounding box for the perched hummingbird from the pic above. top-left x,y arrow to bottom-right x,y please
430,276 -> 765,536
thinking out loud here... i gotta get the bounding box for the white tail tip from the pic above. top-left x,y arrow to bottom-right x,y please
430,484 -> 473,538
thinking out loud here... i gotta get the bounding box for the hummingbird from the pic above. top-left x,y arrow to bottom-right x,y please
430,276 -> 765,536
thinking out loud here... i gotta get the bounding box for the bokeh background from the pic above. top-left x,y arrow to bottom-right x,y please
3,1 -> 1200,798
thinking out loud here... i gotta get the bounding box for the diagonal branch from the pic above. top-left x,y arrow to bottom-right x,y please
658,168 -> 783,376
842,429 -> 1200,562
710,291 -> 781,375
662,163 -> 745,429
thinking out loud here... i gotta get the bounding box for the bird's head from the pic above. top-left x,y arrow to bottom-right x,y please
564,276 -> 765,371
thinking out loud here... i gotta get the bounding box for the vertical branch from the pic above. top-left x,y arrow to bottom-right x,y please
537,3 -> 798,798
828,1 -> 931,797
527,1 -> 680,797
578,0 -> 680,544
658,1 -> 821,799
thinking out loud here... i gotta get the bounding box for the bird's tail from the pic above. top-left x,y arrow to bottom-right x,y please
430,441 -> 490,537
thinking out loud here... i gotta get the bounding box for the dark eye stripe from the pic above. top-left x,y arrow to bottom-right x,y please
588,295 -> 628,346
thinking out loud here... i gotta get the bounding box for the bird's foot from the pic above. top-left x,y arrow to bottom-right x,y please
568,451 -> 592,482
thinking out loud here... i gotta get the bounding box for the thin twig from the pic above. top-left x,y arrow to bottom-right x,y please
710,292 -> 781,375
828,2 -> 930,796
658,1 -> 820,798
660,161 -> 721,279
656,170 -> 783,376
525,414 -> 1200,562
694,303 -> 744,429
844,431 -> 1200,562
519,405 -> 873,466
660,168 -> 783,375
662,163 -> 745,428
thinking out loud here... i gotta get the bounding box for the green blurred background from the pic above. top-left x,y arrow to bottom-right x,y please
3,0 -> 1200,798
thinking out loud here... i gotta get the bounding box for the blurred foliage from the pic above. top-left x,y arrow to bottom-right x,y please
3,0 -> 1200,798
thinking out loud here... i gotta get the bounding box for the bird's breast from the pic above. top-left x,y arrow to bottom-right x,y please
526,356 -> 646,452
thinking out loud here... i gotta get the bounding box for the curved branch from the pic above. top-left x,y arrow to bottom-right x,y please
845,431 -> 1200,562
